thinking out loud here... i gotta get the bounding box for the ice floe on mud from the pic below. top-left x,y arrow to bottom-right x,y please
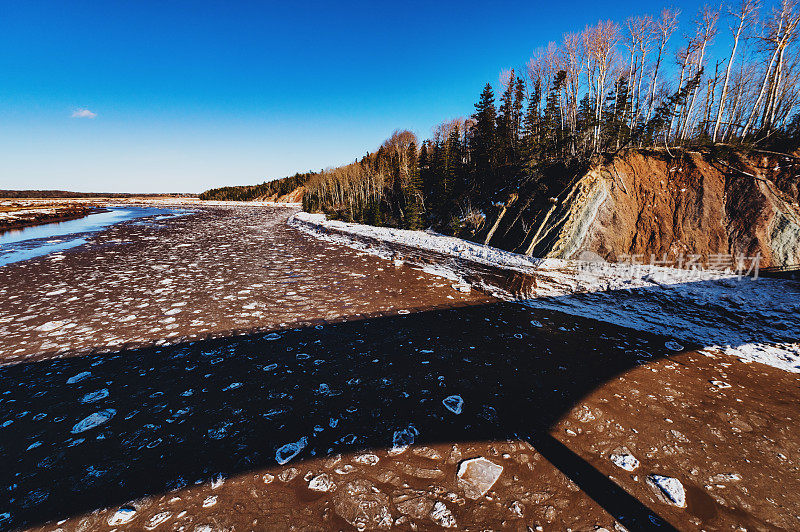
107,506 -> 136,525
457,457 -> 503,499
609,450 -> 640,471
442,395 -> 464,415
71,409 -> 116,433
276,436 -> 308,465
66,371 -> 91,384
79,388 -> 109,403
291,211 -> 800,373
647,474 -> 687,507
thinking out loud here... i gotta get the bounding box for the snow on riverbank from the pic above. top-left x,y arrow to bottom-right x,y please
290,211 -> 800,373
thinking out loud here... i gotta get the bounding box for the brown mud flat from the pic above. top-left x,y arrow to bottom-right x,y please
1,207 -> 799,531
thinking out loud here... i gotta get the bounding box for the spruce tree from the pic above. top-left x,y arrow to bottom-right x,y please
470,83 -> 497,195
522,79 -> 542,167
497,73 -> 516,166
403,142 -> 424,230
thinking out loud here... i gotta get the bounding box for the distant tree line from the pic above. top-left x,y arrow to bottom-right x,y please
199,172 -> 312,201
0,190 -> 195,199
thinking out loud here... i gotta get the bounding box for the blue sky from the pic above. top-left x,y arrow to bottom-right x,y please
1,0 -> 723,193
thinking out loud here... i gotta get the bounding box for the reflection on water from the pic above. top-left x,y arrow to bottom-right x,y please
0,207 -> 187,267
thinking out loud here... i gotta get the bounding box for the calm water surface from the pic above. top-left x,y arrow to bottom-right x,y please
0,207 -> 186,267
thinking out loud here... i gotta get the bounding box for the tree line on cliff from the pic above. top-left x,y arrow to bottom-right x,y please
205,0 -> 800,238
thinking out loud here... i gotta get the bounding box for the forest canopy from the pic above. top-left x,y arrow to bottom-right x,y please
205,0 -> 800,236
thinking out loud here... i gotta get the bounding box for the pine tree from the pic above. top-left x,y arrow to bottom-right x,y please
542,71 -> 566,159
512,76 -> 526,163
400,142 -> 423,229
497,72 -> 516,166
522,79 -> 542,167
470,83 -> 497,195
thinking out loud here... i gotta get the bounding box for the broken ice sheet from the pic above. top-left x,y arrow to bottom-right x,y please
107,506 -> 136,526
442,395 -> 464,414
391,424 -> 419,454
275,436 -> 307,465
457,457 -> 503,499
79,388 -> 109,403
308,473 -> 334,492
647,474 -> 686,507
71,409 -> 116,434
66,371 -> 91,384
609,450 -> 639,471
665,340 -> 684,351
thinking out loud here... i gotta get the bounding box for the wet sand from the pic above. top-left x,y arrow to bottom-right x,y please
1,206 -> 799,531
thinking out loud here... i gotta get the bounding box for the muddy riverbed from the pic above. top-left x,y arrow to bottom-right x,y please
1,206 -> 799,531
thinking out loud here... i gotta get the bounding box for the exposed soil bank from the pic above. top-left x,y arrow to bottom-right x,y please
488,148 -> 800,268
1,206 -> 799,531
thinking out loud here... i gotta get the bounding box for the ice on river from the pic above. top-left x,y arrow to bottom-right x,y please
275,436 -> 308,465
71,409 -> 116,433
442,395 -> 464,415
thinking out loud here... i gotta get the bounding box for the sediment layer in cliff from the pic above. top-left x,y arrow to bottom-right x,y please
482,148 -> 800,268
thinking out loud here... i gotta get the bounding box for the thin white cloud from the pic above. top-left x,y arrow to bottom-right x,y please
71,108 -> 97,119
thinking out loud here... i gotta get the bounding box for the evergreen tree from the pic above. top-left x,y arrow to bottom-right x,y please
542,71 -> 566,160
403,141 -> 423,230
497,72 -> 516,166
512,76 -> 526,162
470,83 -> 497,195
522,79 -> 542,167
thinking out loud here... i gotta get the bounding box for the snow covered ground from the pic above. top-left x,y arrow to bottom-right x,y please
290,212 -> 800,373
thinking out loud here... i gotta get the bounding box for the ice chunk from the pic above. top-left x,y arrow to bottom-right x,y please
80,389 -> 109,403
442,395 -> 464,415
36,320 -> 67,332
144,511 -> 172,530
457,457 -> 503,499
308,473 -> 334,492
430,501 -> 457,528
392,488 -> 435,520
333,480 -> 392,530
202,495 -> 217,507
665,340 -> 684,351
647,474 -> 686,507
66,371 -> 91,384
107,506 -> 136,526
391,425 -> 419,454
609,451 -> 639,471
276,436 -> 307,465
71,409 -> 116,433
353,453 -> 380,466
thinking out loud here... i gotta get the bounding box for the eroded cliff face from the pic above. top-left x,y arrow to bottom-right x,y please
538,150 -> 800,268
259,186 -> 306,203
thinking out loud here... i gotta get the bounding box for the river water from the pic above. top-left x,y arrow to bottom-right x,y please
1,205 -> 798,531
0,207 -> 184,267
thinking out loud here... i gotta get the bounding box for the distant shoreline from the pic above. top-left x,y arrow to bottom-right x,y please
0,204 -> 108,235
0,190 -> 196,199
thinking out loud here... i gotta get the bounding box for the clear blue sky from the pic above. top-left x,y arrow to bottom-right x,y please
1,0 -> 716,193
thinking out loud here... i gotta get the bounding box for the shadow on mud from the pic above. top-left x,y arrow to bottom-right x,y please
1,300 -> 710,530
